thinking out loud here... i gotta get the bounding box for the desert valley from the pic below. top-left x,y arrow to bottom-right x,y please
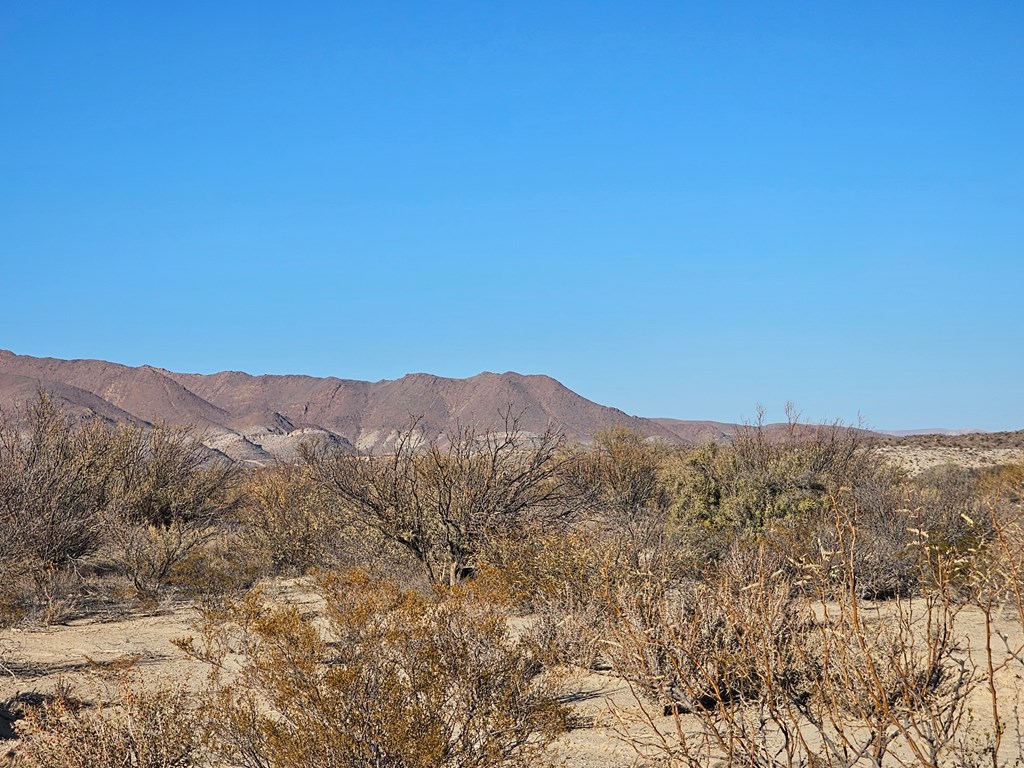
1,350 -> 1023,767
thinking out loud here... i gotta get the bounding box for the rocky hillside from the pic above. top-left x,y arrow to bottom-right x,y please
0,350 -> 680,462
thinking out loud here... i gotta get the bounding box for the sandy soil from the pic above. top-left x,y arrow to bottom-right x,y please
876,444 -> 1024,475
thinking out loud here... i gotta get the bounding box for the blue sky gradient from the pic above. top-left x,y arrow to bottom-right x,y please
2,2 -> 1021,429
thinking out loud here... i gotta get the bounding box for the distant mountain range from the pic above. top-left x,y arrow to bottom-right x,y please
0,349 -> 1000,464
0,349 -> 683,462
877,429 -> 987,437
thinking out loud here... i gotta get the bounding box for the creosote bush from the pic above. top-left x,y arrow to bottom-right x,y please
176,569 -> 569,768
670,406 -> 882,543
477,528 -> 621,668
234,463 -> 339,576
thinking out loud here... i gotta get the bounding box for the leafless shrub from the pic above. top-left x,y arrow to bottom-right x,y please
303,409 -> 579,586
609,543 -> 808,715
0,394 -> 116,622
102,423 -> 238,601
571,427 -> 674,562
970,462 -> 1024,766
604,498 -> 989,767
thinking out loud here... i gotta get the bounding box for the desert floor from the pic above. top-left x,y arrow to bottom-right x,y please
4,582 -> 1024,766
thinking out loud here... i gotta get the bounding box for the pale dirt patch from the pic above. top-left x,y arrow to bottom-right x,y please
0,610 -> 204,705
876,445 -> 1024,475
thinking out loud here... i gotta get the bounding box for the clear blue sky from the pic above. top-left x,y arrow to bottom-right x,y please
2,2 -> 1021,430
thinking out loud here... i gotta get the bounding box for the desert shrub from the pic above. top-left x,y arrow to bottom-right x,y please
608,543 -> 809,713
0,395 -> 117,622
103,424 -> 239,600
0,396 -> 112,566
105,520 -> 218,604
981,460 -> 1024,506
303,411 -> 580,586
178,569 -> 568,768
671,406 -> 881,548
821,466 -> 992,600
605,526 -> 982,767
234,463 -> 348,576
13,684 -> 204,768
664,409 -> 992,600
912,465 -> 991,554
163,533 -> 262,602
975,462 -> 1024,618
477,528 -> 623,668
470,429 -> 692,667
571,427 -> 673,557
0,397 -> 247,619
106,423 -> 237,529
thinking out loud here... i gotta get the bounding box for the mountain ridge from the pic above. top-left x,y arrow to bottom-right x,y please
0,349 -> 681,461
3,349 -> 1016,463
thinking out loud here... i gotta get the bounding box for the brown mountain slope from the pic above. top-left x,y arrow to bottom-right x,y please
0,350 -> 230,428
168,367 -> 680,451
9,350 -> 944,464
0,350 -> 678,459
0,372 -> 145,426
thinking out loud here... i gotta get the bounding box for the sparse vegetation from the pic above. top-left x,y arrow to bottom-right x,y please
0,395 -> 115,623
3,393 -> 1024,767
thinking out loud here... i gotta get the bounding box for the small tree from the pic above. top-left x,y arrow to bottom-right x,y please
304,411 -> 577,585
